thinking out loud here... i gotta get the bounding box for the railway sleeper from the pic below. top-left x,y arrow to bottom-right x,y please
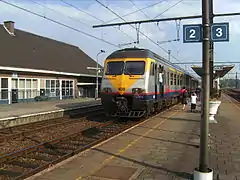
38,148 -> 65,156
53,144 -> 78,151
5,160 -> 39,169
59,143 -> 84,149
22,154 -> 55,163
67,141 -> 88,147
0,169 -> 22,177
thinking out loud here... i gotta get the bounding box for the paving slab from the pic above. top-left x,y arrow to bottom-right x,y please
209,93 -> 240,180
25,94 -> 240,180
0,98 -> 99,119
26,104 -> 201,180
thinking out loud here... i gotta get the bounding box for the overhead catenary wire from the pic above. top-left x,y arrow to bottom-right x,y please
0,0 -> 119,48
29,0 -> 121,45
127,0 -> 183,62
60,0 -> 136,42
103,0 -> 167,24
28,0 -> 93,29
155,0 -> 183,44
128,0 -> 151,19
95,0 -> 182,63
153,0 -> 184,19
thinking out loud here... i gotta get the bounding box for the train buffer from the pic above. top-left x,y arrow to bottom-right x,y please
28,93 -> 240,180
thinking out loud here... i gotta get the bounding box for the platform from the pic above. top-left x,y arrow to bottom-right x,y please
26,94 -> 240,180
0,98 -> 101,128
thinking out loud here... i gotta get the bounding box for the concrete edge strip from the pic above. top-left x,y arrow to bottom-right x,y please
24,105 -> 178,180
223,92 -> 239,104
0,102 -> 101,122
222,93 -> 240,110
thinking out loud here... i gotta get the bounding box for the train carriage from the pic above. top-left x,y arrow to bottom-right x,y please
100,48 -> 199,118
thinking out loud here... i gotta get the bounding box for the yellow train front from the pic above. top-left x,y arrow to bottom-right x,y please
100,48 -> 151,118
100,48 -> 199,118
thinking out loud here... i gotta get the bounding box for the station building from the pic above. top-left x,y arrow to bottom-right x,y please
0,21 -> 102,104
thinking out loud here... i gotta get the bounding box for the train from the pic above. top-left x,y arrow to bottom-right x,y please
100,48 -> 199,118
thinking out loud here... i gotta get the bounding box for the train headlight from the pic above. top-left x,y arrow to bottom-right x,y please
132,88 -> 145,94
103,87 -> 112,93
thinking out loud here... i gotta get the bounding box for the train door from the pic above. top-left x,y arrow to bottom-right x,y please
158,65 -> 164,97
154,63 -> 158,101
150,62 -> 157,101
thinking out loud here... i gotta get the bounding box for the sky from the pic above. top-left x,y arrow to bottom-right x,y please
0,0 -> 240,78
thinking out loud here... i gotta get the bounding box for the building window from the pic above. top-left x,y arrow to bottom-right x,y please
0,78 -> 8,100
62,80 -> 74,97
18,79 -> 25,99
45,79 -> 58,97
12,78 -> 38,99
44,79 -> 73,97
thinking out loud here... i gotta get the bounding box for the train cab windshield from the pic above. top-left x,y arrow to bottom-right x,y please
105,61 -> 145,75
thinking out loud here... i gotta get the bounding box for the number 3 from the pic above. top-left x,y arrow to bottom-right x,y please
189,29 -> 196,38
216,28 -> 223,37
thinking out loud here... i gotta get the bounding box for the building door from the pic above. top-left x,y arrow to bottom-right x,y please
40,89 -> 45,96
12,89 -> 18,103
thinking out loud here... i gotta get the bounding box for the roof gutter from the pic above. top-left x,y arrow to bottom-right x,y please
0,66 -> 98,78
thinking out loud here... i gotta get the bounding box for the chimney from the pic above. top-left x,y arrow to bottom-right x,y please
3,21 -> 15,36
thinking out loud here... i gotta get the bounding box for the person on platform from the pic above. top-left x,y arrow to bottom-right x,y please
190,92 -> 197,112
181,87 -> 188,110
195,86 -> 201,100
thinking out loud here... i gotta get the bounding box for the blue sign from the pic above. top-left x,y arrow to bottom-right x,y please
183,24 -> 202,43
211,22 -> 229,42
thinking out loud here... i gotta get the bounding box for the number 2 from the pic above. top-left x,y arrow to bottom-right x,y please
189,29 -> 196,38
216,27 -> 223,37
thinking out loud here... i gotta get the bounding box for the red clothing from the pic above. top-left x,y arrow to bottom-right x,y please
180,89 -> 186,95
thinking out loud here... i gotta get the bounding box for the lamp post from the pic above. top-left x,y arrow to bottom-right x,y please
96,50 -> 105,99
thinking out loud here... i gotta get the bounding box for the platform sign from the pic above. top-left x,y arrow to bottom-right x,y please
183,24 -> 202,43
211,22 -> 229,42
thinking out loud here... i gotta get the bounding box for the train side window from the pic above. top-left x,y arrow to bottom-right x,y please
150,62 -> 155,76
155,63 -> 158,73
158,65 -> 164,73
170,73 -> 173,85
166,72 -> 170,85
177,75 -> 179,85
174,74 -> 177,85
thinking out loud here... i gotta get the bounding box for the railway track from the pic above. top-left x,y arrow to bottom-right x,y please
222,88 -> 240,102
0,119 -> 140,180
0,105 -> 103,143
0,102 -> 177,180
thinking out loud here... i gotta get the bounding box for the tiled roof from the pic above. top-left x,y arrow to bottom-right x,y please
0,24 -> 100,76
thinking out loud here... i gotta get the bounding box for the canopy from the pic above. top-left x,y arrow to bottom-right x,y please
191,65 -> 234,79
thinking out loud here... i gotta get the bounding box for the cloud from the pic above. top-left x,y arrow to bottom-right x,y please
0,0 -> 239,76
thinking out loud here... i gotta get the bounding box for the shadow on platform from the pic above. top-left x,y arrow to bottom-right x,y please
156,116 -> 200,122
125,132 -> 199,148
92,148 -> 193,180
137,126 -> 199,136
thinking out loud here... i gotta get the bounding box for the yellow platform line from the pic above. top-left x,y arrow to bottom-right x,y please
76,110 -> 179,180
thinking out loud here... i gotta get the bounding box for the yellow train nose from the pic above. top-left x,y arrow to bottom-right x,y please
118,87 -> 126,95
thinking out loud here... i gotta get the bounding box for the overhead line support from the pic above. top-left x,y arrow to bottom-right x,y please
92,12 -> 240,28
